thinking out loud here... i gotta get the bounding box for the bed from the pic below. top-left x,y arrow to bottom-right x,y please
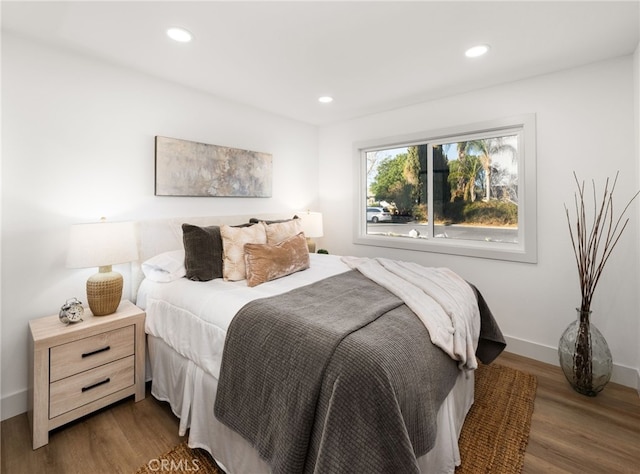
132,214 -> 505,474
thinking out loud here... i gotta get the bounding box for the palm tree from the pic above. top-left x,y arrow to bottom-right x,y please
448,145 -> 482,202
460,138 -> 516,201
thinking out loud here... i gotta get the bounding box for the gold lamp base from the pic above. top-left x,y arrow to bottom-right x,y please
86,265 -> 123,316
306,237 -> 316,253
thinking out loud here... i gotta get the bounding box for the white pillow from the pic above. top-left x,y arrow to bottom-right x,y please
220,223 -> 267,281
141,249 -> 186,282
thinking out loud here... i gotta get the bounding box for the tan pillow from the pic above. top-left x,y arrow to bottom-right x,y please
220,224 -> 267,281
263,219 -> 303,244
244,232 -> 310,287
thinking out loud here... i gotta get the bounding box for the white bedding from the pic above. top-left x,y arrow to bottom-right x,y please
138,253 -> 350,380
138,252 -> 475,473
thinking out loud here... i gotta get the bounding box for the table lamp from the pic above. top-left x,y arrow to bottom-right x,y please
66,219 -> 138,316
299,211 -> 323,253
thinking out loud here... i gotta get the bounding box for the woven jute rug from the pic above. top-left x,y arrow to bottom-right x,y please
135,362 -> 536,474
455,362 -> 537,473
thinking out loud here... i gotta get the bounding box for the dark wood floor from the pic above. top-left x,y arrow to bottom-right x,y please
1,352 -> 639,473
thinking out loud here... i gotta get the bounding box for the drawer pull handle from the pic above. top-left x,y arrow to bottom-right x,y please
82,378 -> 111,392
82,346 -> 111,358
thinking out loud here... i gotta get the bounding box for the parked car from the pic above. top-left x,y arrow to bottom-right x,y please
367,207 -> 393,223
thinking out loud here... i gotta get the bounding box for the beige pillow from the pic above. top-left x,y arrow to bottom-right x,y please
220,224 -> 267,281
244,232 -> 310,287
263,219 -> 303,244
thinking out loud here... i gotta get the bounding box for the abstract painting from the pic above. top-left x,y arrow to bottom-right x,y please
155,136 -> 272,197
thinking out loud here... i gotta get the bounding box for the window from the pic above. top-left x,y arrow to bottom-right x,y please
354,114 -> 537,263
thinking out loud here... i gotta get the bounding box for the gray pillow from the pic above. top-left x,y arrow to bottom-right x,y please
182,224 -> 224,281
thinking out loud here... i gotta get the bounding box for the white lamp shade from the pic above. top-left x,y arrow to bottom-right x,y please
299,211 -> 323,238
67,220 -> 138,269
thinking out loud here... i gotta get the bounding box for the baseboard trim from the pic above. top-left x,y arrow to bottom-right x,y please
504,335 -> 639,390
1,388 -> 27,422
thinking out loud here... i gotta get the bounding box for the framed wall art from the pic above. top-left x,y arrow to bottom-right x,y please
155,136 -> 272,197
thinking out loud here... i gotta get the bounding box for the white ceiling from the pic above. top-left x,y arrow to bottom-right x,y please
3,1 -> 639,126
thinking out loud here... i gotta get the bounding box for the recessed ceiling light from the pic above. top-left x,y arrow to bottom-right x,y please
318,96 -> 334,104
167,27 -> 193,43
465,44 -> 490,58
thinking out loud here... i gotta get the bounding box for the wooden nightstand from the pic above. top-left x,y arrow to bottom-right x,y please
28,300 -> 145,449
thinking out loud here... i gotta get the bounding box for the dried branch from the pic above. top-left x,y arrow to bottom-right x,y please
565,171 -> 639,313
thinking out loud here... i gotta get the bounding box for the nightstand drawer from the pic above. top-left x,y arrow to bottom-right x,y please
50,325 -> 134,382
49,355 -> 135,418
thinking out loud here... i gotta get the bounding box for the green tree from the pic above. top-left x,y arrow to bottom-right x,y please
370,153 -> 407,202
448,142 -> 482,202
405,146 -> 421,204
369,152 -> 415,214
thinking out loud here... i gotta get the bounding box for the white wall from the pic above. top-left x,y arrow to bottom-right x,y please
318,56 -> 640,388
1,33 -> 320,419
635,42 -> 640,394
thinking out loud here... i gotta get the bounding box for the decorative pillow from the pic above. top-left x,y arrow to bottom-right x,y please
249,216 -> 299,225
182,224 -> 224,281
220,223 -> 267,281
141,249 -> 186,283
244,232 -> 310,287
263,218 -> 303,244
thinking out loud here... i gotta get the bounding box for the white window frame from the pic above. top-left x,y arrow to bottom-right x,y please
354,114 -> 537,263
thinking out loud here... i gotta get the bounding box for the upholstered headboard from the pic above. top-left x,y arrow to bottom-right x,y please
131,213 -> 294,302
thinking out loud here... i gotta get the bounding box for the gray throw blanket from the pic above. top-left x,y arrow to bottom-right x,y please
214,270 -> 504,474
